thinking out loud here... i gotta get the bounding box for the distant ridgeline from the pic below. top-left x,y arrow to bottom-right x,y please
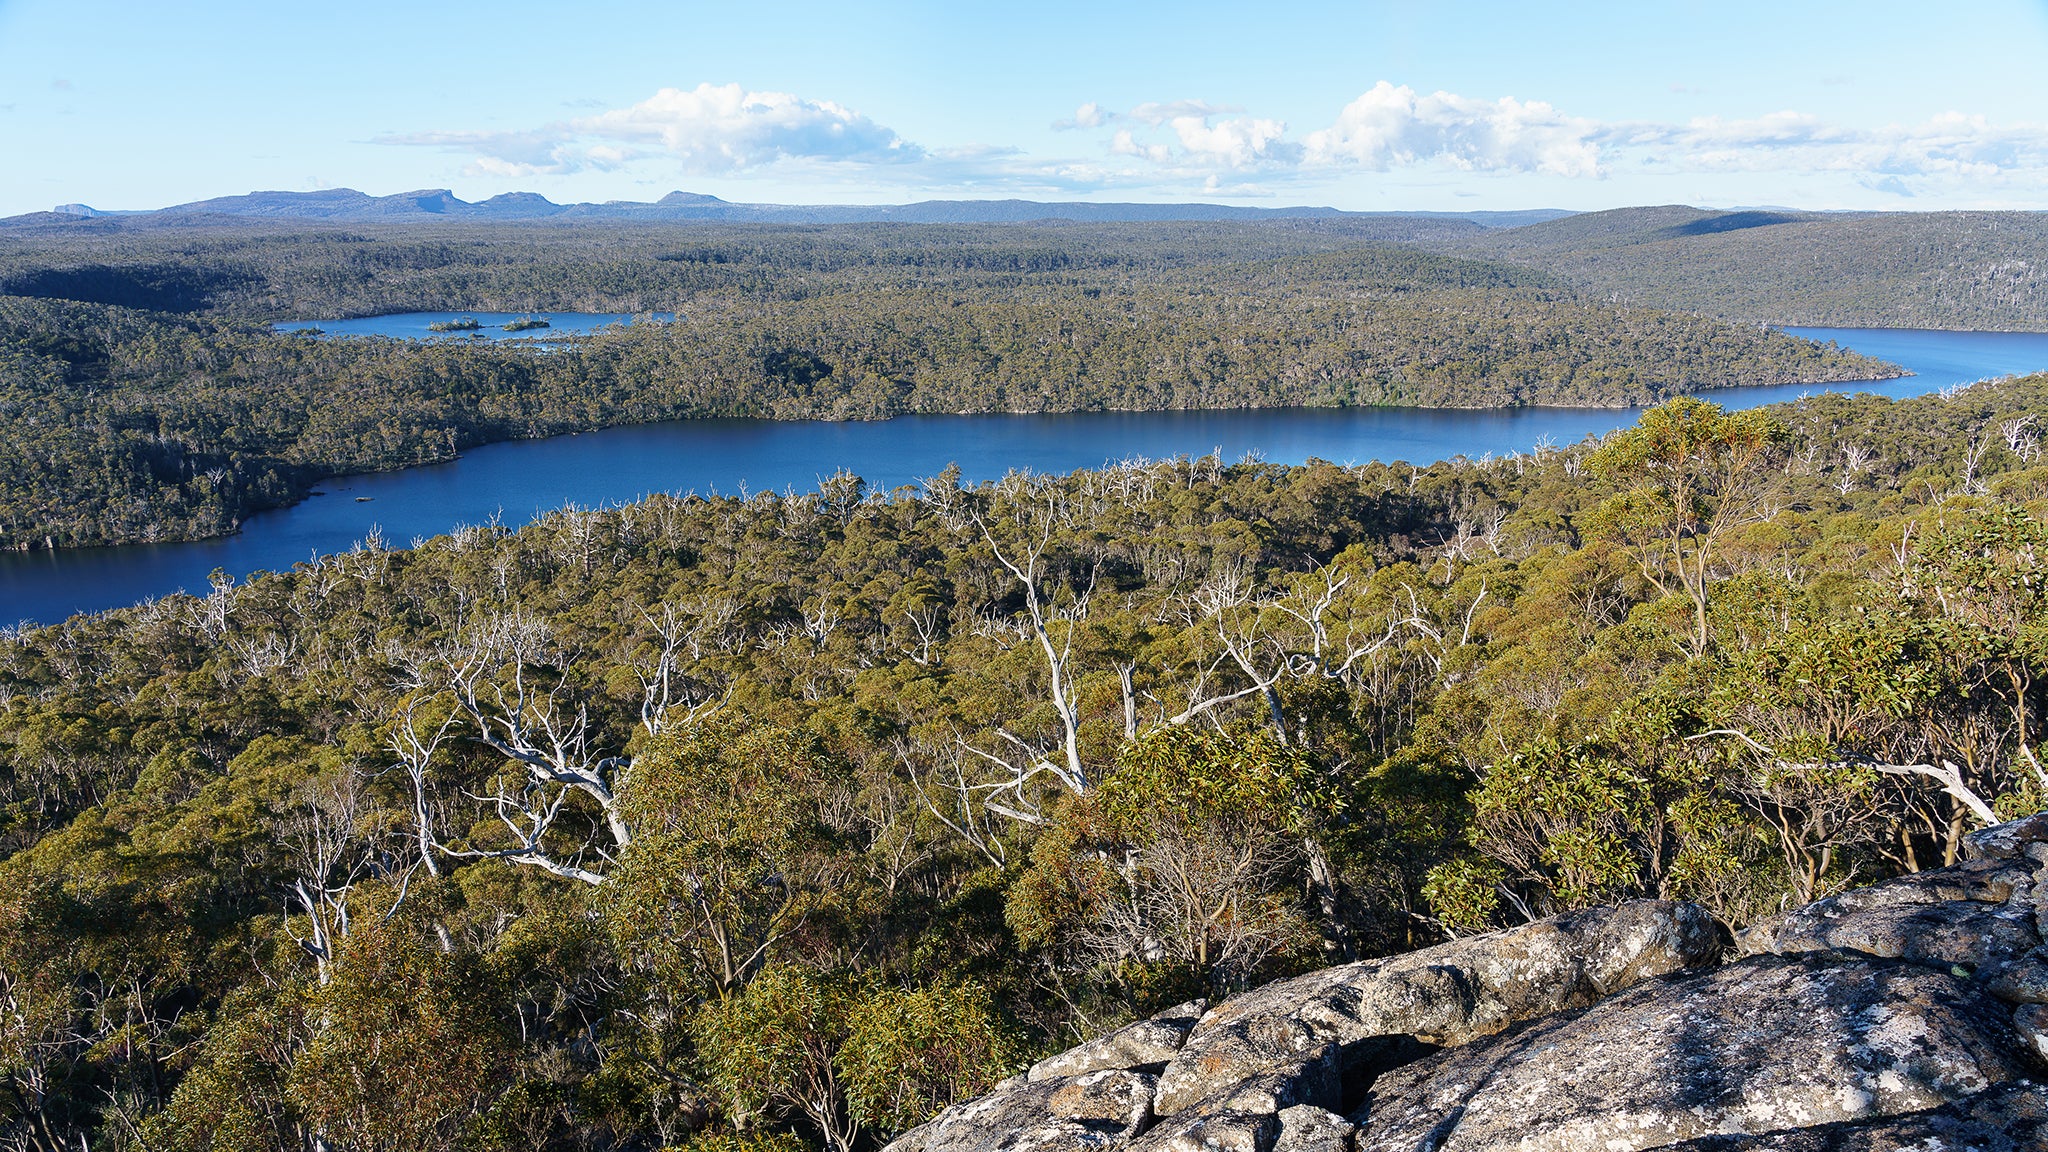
1459,204 -> 2048,330
9,190 -> 2048,330
12,186 -> 1576,228
0,221 -> 1892,549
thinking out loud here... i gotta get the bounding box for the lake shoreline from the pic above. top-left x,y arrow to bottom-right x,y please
5,325 -> 2042,625
5,368 -> 1921,557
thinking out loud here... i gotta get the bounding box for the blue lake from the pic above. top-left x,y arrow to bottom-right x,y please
6,325 -> 2048,626
275,310 -> 674,341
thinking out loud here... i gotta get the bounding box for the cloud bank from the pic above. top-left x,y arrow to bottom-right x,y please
391,80 -> 2048,199
1084,82 -> 2048,191
1303,82 -> 1600,177
1612,110 -> 2048,180
390,82 -> 920,176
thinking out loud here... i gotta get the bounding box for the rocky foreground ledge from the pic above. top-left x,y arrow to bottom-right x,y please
889,815 -> 2048,1152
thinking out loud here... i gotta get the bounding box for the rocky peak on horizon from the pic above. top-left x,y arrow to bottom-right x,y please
10,188 -> 1568,230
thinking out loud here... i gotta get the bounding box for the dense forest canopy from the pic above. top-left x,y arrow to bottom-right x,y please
9,204 -> 2048,331
4,207 -> 2045,1149
0,221 -> 1892,550
3,369 -> 2048,1151
0,218 -> 1485,319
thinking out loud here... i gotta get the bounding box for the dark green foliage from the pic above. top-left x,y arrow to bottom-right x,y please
0,222 -> 1890,548
691,967 -> 1014,1151
1,376 -> 2046,1151
0,261 -> 254,313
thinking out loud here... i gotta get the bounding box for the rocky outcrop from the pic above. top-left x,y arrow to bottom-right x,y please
894,814 -> 2048,1152
1028,1001 -> 1206,1083
1151,900 -> 1728,1114
1355,954 -> 2030,1151
1735,852 -> 2040,971
892,1069 -> 1156,1152
1642,1078 -> 2048,1150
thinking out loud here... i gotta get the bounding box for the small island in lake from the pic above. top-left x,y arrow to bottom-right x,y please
502,316 -> 551,332
426,317 -> 482,332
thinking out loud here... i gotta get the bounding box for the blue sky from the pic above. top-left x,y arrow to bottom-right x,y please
4,0 -> 2047,215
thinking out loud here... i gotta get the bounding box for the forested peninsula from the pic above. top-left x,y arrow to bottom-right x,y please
0,222 -> 1893,549
3,370 -> 2046,1151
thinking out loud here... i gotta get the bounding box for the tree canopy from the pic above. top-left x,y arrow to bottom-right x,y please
2,371 -> 2045,1151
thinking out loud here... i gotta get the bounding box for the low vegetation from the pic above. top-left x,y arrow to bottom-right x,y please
3,373 -> 2046,1151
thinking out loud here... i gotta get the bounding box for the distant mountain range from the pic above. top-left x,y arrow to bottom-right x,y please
15,188 -> 1575,229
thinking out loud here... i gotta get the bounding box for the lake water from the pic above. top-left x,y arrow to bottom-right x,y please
274,310 -> 674,341
6,325 -> 2048,626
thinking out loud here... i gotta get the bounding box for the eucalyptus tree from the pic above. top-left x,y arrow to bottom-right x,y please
1588,398 -> 1788,656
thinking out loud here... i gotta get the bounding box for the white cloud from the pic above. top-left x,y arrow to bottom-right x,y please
1109,129 -> 1170,164
388,82 -> 919,176
1053,102 -> 1112,131
1128,100 -> 1240,125
1623,110 -> 2048,178
384,77 -> 2048,203
580,84 -> 917,170
1079,81 -> 2048,195
1084,84 -> 1599,179
394,128 -> 627,178
1092,100 -> 1299,173
1168,114 -> 1298,168
1303,82 -> 1602,177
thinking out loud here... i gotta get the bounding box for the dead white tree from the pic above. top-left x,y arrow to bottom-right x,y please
387,693 -> 460,880
971,503 -> 1091,798
634,600 -> 729,736
283,774 -> 370,986
402,600 -> 732,887
1077,816 -> 1307,984
897,494 -> 1108,841
2001,416 -> 2041,464
192,568 -> 236,642
1692,728 -> 2000,827
799,596 -> 842,650
440,612 -> 630,886
1955,431 -> 1994,498
914,469 -> 974,532
1166,564 -> 1290,737
1273,564 -> 1447,692
898,603 -> 946,667
1788,440 -> 1822,477
899,737 -> 1013,869
970,605 -> 1033,649
226,630 -> 297,678
1835,441 -> 1877,494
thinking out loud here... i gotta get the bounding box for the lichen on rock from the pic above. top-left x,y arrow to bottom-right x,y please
900,813 -> 2048,1152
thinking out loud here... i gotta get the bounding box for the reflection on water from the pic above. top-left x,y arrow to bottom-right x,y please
273,311 -> 674,342
7,326 -> 2048,626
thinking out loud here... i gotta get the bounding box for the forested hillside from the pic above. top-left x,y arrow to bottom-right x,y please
1461,206 -> 2048,330
14,204 -> 2048,335
3,375 -> 2046,1152
0,224 -> 1890,549
0,218 -> 1473,318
